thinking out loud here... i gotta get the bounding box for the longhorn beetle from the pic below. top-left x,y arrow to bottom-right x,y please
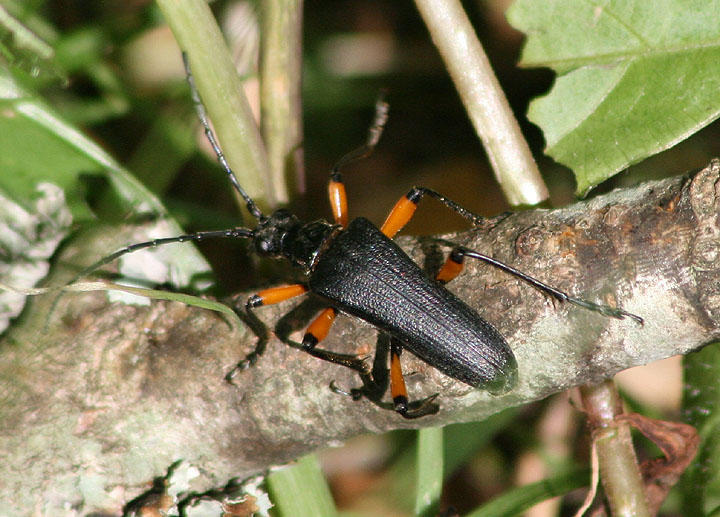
76,53 -> 642,418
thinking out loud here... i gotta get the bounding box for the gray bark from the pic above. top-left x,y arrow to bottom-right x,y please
2,160 -> 720,514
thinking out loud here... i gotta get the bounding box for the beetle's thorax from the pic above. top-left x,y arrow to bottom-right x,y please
253,209 -> 339,272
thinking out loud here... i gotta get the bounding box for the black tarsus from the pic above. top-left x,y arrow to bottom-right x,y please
331,92 -> 389,175
406,187 -> 485,226
330,335 -> 440,418
224,295 -> 371,384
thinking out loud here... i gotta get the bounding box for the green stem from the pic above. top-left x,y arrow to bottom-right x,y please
413,0 -> 547,206
156,0 -> 273,209
260,0 -> 304,204
580,380 -> 651,517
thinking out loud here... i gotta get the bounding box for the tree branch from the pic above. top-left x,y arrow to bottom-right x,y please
2,160 -> 720,512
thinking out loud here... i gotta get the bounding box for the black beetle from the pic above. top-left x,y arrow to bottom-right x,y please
75,54 -> 641,418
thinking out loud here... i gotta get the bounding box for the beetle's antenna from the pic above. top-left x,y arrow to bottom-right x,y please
332,92 -> 389,173
69,228 -> 255,285
47,227 -> 256,329
455,247 -> 644,325
183,53 -> 265,221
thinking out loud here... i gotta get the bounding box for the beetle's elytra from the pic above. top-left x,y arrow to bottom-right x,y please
309,217 -> 517,395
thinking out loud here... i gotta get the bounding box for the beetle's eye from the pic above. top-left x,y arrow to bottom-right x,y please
256,239 -> 274,255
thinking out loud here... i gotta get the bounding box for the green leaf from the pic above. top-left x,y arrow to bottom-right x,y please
0,70 -> 98,220
0,4 -> 63,86
0,66 -> 156,219
507,0 -> 720,195
0,66 -> 210,294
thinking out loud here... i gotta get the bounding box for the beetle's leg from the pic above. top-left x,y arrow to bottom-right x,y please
330,335 -> 439,418
226,283 -> 309,381
381,187 -> 483,238
340,248 -> 463,417
353,251 -> 464,416
299,307 -> 370,374
357,248 -> 462,417
349,248 -> 464,417
436,247 -> 465,284
389,340 -> 439,418
328,174 -> 349,227
431,237 -> 642,323
237,293 -> 368,381
249,284 -> 308,308
389,340 -> 409,412
447,246 -> 643,324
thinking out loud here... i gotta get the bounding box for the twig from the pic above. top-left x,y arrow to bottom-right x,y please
414,0 -> 548,205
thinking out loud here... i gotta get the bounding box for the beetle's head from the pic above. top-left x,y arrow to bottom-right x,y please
253,209 -> 300,258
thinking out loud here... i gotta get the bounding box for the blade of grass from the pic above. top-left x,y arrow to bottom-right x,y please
374,410 -> 517,514
465,467 -> 589,517
682,342 -> 720,514
267,454 -> 338,517
415,426 -> 444,517
0,280 -> 244,332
